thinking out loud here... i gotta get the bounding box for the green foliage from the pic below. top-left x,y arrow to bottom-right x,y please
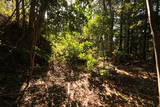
48,33 -> 97,69
99,69 -> 110,77
82,13 -> 111,56
47,0 -> 93,34
112,49 -> 123,57
83,14 -> 109,39
0,0 -> 15,15
78,50 -> 96,69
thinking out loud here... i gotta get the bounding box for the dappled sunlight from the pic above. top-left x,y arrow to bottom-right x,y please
114,64 -> 157,81
0,0 -> 159,106
115,68 -> 133,77
104,82 -> 117,96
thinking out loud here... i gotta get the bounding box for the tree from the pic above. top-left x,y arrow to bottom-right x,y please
146,0 -> 160,105
108,0 -> 114,55
119,0 -> 123,51
28,0 -> 49,74
22,0 -> 26,26
15,0 -> 20,24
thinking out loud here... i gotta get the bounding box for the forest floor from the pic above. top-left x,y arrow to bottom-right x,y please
0,61 -> 158,107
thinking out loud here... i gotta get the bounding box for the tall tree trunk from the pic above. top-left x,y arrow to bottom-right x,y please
108,0 -> 114,55
146,0 -> 160,105
130,29 -> 133,54
102,0 -> 109,55
103,0 -> 107,11
15,0 -> 20,24
22,0 -> 26,27
29,0 -> 36,66
29,0 -> 36,27
30,0 -> 48,73
143,11 -> 148,60
126,17 -> 130,54
125,0 -> 130,54
35,0 -> 48,40
119,0 -> 124,51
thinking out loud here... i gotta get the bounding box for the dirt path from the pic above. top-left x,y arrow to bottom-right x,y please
0,61 -> 158,107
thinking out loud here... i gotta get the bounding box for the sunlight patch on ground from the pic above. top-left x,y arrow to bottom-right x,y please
115,68 -> 133,77
104,83 -> 116,96
19,61 -> 157,106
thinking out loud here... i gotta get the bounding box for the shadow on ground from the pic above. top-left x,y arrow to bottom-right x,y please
88,64 -> 158,106
0,46 -> 158,107
0,22 -> 52,106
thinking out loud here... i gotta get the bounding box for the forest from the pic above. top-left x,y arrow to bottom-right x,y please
0,0 -> 160,106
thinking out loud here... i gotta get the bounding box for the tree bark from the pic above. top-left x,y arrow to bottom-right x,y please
143,11 -> 148,60
28,0 -> 48,76
29,0 -> 36,27
126,17 -> 130,54
119,0 -> 123,51
22,0 -> 26,27
108,0 -> 114,55
125,0 -> 130,54
146,0 -> 160,105
15,0 -> 20,24
103,0 -> 106,11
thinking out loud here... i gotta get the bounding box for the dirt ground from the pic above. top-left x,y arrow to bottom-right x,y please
0,61 -> 158,107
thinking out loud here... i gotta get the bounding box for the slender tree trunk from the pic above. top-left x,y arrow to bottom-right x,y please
29,0 -> 36,71
119,14 -> 123,50
30,0 -> 48,73
125,0 -> 130,54
16,0 -> 20,24
28,0 -> 48,78
35,0 -> 48,40
143,12 -> 148,60
119,0 -> 124,51
126,17 -> 130,54
108,0 -> 114,55
22,0 -> 26,27
29,0 -> 36,27
122,1 -> 126,50
103,0 -> 109,55
146,0 -> 160,105
130,29 -> 133,54
103,0 -> 106,11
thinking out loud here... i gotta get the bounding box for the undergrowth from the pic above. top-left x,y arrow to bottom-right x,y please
47,32 -> 97,69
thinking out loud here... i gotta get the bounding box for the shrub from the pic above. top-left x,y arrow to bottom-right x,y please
48,33 -> 97,69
